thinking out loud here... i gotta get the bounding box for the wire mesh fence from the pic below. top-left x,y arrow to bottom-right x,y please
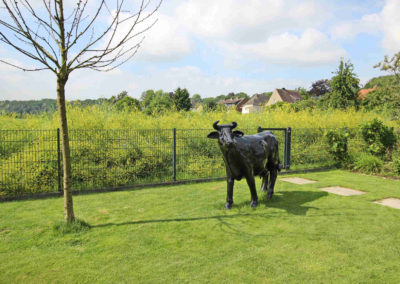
68,129 -> 173,191
0,130 -> 59,197
1,127 -> 398,199
175,129 -> 225,181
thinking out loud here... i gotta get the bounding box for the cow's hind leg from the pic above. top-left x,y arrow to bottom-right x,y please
267,168 -> 277,200
225,177 -> 234,209
260,170 -> 269,192
245,175 -> 258,208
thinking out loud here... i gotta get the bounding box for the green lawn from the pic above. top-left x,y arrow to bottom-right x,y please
1,170 -> 400,283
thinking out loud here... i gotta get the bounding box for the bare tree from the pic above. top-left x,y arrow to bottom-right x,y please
0,0 -> 162,222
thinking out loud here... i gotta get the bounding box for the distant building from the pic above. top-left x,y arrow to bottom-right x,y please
357,85 -> 377,100
235,98 -> 249,112
218,98 -> 248,112
266,88 -> 303,106
242,94 -> 269,114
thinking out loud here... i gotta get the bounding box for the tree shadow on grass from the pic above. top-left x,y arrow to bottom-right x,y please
92,191 -> 328,230
236,191 -> 329,216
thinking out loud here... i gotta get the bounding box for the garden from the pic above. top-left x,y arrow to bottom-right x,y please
1,170 -> 400,283
1,107 -> 399,199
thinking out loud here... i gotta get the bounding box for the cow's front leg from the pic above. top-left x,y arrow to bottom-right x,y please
225,177 -> 234,209
245,176 -> 258,208
267,169 -> 277,200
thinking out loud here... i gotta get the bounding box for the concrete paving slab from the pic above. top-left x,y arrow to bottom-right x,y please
320,186 -> 365,196
374,198 -> 400,209
280,177 -> 317,185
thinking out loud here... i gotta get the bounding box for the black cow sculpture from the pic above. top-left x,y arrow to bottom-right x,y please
207,121 -> 281,209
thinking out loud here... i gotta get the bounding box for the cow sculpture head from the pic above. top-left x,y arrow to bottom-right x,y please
207,121 -> 244,148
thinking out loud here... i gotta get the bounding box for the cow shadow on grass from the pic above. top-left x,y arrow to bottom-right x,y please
236,190 -> 328,216
93,191 -> 328,231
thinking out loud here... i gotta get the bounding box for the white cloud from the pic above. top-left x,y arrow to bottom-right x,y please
134,66 -> 307,97
97,10 -> 193,64
331,13 -> 381,40
0,63 -> 307,100
176,0 -> 330,43
174,0 -> 339,67
381,0 -> 400,53
331,0 -> 400,53
135,13 -> 194,62
221,29 -> 346,66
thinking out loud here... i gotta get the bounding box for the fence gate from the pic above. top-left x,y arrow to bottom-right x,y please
257,127 -> 291,170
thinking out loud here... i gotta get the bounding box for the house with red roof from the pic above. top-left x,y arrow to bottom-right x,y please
357,85 -> 377,100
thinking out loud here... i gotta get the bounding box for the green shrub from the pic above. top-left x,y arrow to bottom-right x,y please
353,153 -> 383,173
360,118 -> 397,158
325,129 -> 349,164
394,160 -> 400,175
290,98 -> 317,112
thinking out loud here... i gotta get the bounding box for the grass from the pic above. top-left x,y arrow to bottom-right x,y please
1,170 -> 400,283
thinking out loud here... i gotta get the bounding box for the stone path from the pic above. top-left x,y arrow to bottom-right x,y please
320,186 -> 365,196
280,177 -> 316,185
280,176 -> 399,210
374,198 -> 400,209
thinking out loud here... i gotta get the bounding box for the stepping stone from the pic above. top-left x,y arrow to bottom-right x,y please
280,177 -> 316,185
374,198 -> 400,209
320,186 -> 365,196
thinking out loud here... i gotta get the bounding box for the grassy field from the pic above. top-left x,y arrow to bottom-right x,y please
1,170 -> 400,283
1,105 -> 396,130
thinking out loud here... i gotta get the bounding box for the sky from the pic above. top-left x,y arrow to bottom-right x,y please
0,0 -> 400,101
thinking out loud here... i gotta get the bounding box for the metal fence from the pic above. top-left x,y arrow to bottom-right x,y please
0,127 -> 394,199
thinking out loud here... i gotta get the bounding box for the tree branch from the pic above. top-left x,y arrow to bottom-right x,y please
0,59 -> 50,72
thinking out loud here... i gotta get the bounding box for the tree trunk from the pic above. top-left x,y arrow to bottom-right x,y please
56,75 -> 75,222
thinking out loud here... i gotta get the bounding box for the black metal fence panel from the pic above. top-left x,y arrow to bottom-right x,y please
176,129 -> 226,181
1,127 -> 398,199
68,129 -> 173,191
0,130 -> 59,197
290,128 -> 334,169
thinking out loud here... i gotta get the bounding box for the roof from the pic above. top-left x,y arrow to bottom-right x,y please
357,86 -> 377,100
244,93 -> 269,106
275,89 -> 303,103
219,98 -> 244,105
236,98 -> 248,109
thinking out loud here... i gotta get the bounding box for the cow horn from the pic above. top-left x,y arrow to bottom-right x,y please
231,122 -> 237,129
213,120 -> 220,130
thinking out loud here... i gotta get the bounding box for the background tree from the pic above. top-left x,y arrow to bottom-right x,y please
202,97 -> 217,111
374,52 -> 400,85
140,89 -> 156,109
236,92 -> 249,99
173,87 -> 191,111
191,94 -> 202,105
309,79 -> 330,97
324,59 -> 360,109
114,93 -> 140,112
144,90 -> 172,115
0,0 -> 162,222
109,91 -> 129,105
215,94 -> 226,102
295,87 -> 310,100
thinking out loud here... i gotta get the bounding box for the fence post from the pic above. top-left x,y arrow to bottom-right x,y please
173,128 -> 177,182
286,127 -> 291,170
57,128 -> 62,193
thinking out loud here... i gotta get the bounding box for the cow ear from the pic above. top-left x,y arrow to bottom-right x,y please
233,131 -> 244,137
207,131 -> 219,139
